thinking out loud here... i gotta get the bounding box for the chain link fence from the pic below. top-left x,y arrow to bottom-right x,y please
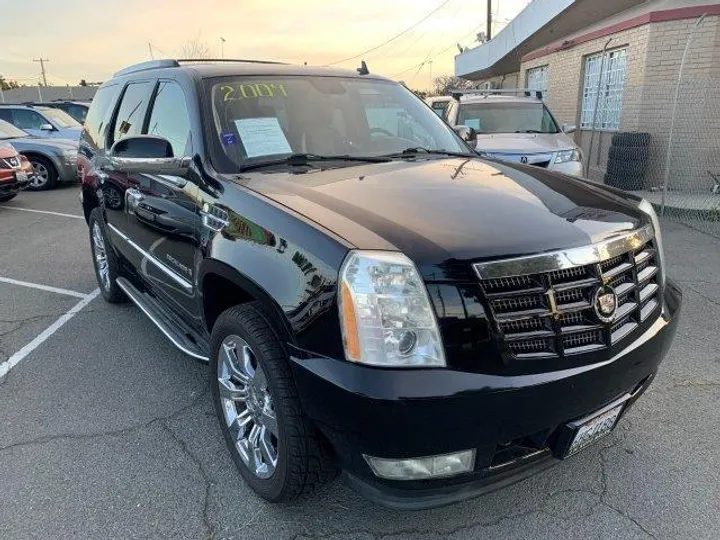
582,14 -> 720,238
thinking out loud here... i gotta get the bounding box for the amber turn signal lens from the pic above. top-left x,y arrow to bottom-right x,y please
340,282 -> 360,361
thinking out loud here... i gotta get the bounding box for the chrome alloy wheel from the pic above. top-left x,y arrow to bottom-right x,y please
30,161 -> 49,188
91,222 -> 111,291
218,335 -> 279,479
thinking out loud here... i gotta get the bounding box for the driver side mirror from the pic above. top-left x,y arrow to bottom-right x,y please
562,123 -> 576,134
452,125 -> 477,144
40,123 -> 55,131
105,135 -> 190,177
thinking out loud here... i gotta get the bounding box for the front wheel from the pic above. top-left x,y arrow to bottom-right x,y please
210,303 -> 336,502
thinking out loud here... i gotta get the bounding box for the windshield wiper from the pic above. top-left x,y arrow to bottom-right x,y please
514,130 -> 543,134
237,153 -> 391,172
383,147 -> 476,159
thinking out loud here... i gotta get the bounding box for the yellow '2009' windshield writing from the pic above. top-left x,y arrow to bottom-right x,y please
220,83 -> 288,102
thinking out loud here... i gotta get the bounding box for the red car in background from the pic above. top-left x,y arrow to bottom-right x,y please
0,143 -> 33,202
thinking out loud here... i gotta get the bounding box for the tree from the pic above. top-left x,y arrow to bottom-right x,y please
180,38 -> 212,60
429,75 -> 473,97
0,75 -> 20,91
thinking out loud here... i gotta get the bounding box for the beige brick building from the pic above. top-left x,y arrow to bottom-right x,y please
455,0 -> 720,192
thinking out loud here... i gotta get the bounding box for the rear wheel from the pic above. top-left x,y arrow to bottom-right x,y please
210,303 -> 336,502
89,208 -> 126,303
0,194 -> 17,202
27,156 -> 58,191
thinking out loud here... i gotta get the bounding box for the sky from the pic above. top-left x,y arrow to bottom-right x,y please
0,0 -> 530,90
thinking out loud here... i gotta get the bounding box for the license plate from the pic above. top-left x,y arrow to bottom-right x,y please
561,398 -> 628,458
15,170 -> 28,182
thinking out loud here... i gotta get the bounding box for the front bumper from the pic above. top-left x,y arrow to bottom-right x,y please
290,279 -> 682,509
0,173 -> 31,197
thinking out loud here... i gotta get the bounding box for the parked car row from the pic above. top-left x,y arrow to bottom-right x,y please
0,102 -> 84,191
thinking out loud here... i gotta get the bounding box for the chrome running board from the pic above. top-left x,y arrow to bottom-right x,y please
116,277 -> 210,362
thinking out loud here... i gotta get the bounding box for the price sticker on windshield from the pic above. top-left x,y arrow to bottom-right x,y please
220,83 -> 288,102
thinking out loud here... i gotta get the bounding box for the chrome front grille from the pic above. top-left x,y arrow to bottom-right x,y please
474,226 -> 662,360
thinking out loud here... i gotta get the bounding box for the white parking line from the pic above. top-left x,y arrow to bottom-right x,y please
0,276 -> 87,299
0,206 -> 84,220
0,289 -> 100,379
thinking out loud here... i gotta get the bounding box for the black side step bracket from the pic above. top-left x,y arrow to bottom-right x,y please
116,277 -> 210,362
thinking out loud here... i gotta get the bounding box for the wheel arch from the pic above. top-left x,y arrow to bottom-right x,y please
199,259 -> 296,346
21,151 -> 60,175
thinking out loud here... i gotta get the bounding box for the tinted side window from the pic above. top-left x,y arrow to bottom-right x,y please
0,110 -> 11,122
111,81 -> 152,144
84,84 -> 121,148
146,81 -> 190,157
13,109 -> 46,130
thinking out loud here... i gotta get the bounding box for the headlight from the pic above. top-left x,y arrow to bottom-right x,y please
554,149 -> 581,164
338,250 -> 446,367
62,149 -> 78,162
638,199 -> 666,287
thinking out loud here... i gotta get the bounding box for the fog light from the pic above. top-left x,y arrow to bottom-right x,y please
364,450 -> 475,480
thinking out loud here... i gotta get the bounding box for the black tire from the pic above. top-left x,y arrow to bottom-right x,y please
611,132 -> 651,148
604,172 -> 644,191
88,208 -> 126,303
0,194 -> 17,202
210,303 -> 337,502
26,156 -> 58,191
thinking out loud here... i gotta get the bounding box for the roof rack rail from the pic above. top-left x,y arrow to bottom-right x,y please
113,59 -> 180,78
176,58 -> 289,65
448,88 -> 544,100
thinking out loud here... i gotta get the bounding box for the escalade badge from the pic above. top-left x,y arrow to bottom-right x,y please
594,286 -> 618,323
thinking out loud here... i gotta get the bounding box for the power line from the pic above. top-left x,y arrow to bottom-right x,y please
391,24 -> 483,78
328,0 -> 453,66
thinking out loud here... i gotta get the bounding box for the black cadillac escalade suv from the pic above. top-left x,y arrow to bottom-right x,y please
79,59 -> 681,509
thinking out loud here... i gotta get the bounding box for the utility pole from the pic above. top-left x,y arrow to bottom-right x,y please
486,0 -> 492,41
33,57 -> 49,86
220,37 -> 226,59
148,42 -> 154,60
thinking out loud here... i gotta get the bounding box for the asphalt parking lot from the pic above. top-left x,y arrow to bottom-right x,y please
1,186 -> 719,540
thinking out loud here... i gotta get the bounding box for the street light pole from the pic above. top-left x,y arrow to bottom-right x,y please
220,37 -> 226,59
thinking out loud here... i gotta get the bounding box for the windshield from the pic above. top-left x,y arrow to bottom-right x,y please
0,119 -> 29,139
206,76 -> 468,172
457,102 -> 559,134
37,107 -> 81,129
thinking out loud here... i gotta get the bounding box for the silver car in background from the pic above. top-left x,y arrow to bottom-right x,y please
427,90 -> 584,177
0,119 -> 78,190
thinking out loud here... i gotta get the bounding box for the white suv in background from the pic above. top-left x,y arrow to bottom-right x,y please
427,91 -> 584,177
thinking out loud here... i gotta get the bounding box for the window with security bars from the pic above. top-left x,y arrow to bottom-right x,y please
580,48 -> 627,130
526,65 -> 548,100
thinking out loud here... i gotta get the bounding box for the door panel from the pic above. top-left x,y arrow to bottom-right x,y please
124,174 -> 202,322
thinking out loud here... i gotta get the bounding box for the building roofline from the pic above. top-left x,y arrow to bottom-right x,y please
522,3 -> 720,63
